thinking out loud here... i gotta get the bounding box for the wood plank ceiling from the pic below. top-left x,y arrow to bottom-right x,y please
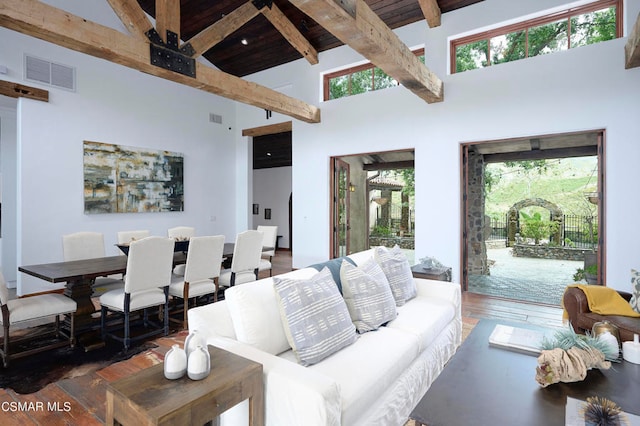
138,0 -> 484,77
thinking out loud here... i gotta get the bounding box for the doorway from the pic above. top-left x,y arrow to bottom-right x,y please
330,150 -> 415,259
461,130 -> 605,305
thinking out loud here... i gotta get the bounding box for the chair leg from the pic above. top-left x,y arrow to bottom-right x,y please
163,287 -> 169,336
124,293 -> 131,351
69,313 -> 76,348
182,282 -> 190,329
100,306 -> 107,341
3,323 -> 9,367
213,277 -> 219,303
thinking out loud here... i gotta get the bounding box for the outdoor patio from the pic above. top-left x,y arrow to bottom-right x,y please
468,247 -> 583,306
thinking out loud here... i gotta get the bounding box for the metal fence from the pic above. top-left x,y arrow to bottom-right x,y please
488,214 -> 597,248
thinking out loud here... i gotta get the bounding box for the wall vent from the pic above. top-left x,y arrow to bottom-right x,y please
24,55 -> 76,92
209,113 -> 223,124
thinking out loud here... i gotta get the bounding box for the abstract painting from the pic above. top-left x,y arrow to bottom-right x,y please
83,141 -> 184,214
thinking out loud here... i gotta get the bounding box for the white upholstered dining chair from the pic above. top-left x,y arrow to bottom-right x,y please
167,226 -> 195,276
169,235 -> 225,328
257,225 -> 278,277
0,270 -> 77,367
62,231 -> 123,292
100,236 -> 174,351
116,230 -> 151,250
218,230 -> 263,288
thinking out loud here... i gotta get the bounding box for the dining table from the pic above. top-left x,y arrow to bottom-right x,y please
17,242 -> 267,334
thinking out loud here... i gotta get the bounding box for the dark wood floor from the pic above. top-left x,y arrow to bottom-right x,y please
269,250 -> 565,329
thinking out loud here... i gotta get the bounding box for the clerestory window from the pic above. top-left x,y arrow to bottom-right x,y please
450,0 -> 622,74
323,48 -> 425,101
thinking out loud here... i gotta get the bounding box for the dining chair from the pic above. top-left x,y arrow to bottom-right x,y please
0,270 -> 77,367
62,231 -> 123,292
100,236 -> 174,351
169,235 -> 225,329
218,230 -> 263,288
116,230 -> 151,252
167,226 -> 195,276
257,225 -> 278,277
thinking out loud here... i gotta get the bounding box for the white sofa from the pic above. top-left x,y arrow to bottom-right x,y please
188,248 -> 462,426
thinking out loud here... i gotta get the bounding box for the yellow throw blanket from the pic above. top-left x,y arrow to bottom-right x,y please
564,284 -> 640,319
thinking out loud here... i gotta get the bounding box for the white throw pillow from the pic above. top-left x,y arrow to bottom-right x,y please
340,259 -> 397,333
374,245 -> 417,306
273,267 -> 358,366
630,269 -> 640,313
225,279 -> 290,355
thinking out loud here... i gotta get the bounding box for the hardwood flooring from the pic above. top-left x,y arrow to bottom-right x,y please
0,249 -> 564,425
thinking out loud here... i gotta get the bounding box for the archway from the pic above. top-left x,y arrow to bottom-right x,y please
507,198 -> 563,246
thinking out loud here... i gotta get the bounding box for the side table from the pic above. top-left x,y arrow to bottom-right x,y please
411,265 -> 452,282
106,345 -> 263,426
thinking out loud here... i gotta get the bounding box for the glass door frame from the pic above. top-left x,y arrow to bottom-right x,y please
330,157 -> 350,258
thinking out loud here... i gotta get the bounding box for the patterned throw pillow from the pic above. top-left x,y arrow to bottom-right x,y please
340,259 -> 397,333
374,245 -> 417,306
630,269 -> 640,313
273,267 -> 358,366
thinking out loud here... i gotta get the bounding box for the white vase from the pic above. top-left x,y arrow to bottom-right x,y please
164,344 -> 187,380
184,330 -> 204,359
187,345 -> 211,380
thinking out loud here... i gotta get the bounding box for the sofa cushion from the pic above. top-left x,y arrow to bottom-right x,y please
309,256 -> 356,294
309,326 -> 419,426
273,267 -> 358,366
374,245 -> 417,306
225,278 -> 291,355
386,296 -> 457,352
340,259 -> 397,333
630,269 -> 640,313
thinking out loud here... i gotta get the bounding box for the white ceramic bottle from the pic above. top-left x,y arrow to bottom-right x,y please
187,344 -> 211,380
164,344 -> 187,380
184,329 -> 204,359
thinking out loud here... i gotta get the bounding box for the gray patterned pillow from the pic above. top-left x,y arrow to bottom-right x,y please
273,267 -> 357,366
630,269 -> 640,313
340,259 -> 397,333
374,245 -> 417,306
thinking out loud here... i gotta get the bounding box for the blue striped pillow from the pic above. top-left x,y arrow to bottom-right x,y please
273,267 -> 358,366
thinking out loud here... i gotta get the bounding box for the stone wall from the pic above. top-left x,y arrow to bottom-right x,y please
368,236 -> 415,249
512,244 -> 591,261
466,150 -> 489,275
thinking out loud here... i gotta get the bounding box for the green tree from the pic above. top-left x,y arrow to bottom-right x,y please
519,211 -> 559,245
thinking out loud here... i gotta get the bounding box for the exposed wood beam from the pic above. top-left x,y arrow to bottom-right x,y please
0,79 -> 49,102
261,3 -> 318,65
243,121 -> 292,137
363,160 -> 414,171
288,0 -> 443,103
155,0 -> 181,43
417,0 -> 441,28
105,0 -> 154,40
184,2 -> 262,57
483,146 -> 597,163
625,12 -> 640,69
0,0 -> 320,123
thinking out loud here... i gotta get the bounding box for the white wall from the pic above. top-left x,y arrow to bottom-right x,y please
235,0 -> 640,293
1,0 -> 240,294
252,167 -> 291,249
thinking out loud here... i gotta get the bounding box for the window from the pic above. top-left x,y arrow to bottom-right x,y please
324,49 -> 425,101
451,0 -> 622,74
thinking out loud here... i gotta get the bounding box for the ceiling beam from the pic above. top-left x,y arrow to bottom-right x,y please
261,3 -> 318,65
288,0 -> 443,103
0,79 -> 49,102
242,121 -> 292,137
105,0 -> 154,40
184,2 -> 263,57
0,0 -> 320,123
483,146 -> 598,163
625,11 -> 640,69
363,160 -> 414,171
417,0 -> 441,28
155,0 -> 181,43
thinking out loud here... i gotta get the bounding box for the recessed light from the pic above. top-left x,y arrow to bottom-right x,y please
241,38 -> 248,46
266,152 -> 272,156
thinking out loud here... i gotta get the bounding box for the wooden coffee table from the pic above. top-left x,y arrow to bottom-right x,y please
106,345 -> 263,425
411,319 -> 640,426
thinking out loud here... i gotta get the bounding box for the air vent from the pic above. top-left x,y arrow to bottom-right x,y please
25,55 -> 76,91
209,113 -> 223,124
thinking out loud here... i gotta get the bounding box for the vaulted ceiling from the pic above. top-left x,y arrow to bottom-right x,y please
136,0 -> 484,77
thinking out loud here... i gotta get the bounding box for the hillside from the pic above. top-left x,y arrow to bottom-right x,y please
485,157 -> 598,219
